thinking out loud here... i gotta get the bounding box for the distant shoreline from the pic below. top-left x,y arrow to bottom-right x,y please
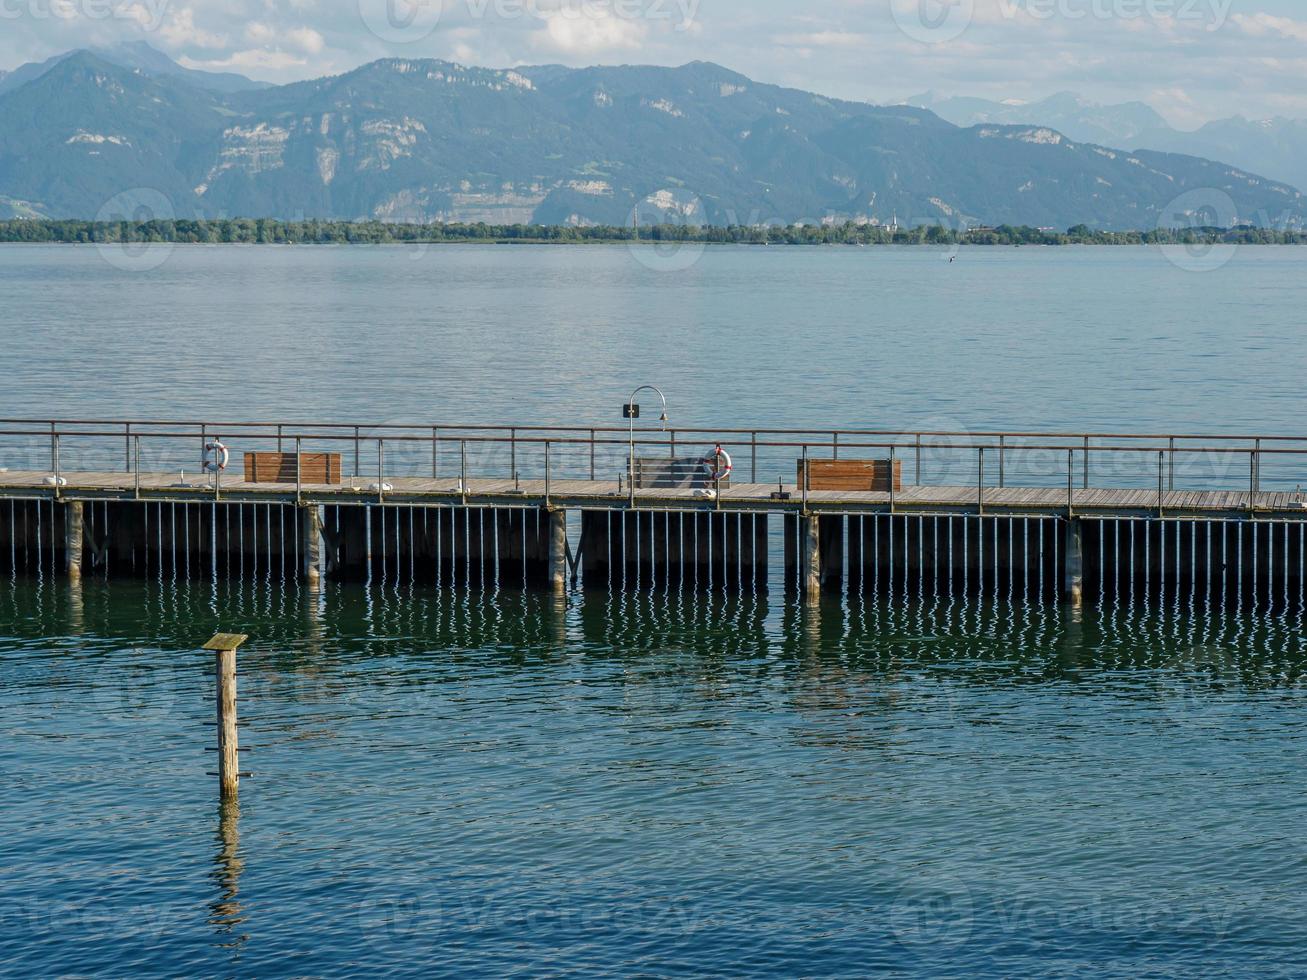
1,219 -> 1303,248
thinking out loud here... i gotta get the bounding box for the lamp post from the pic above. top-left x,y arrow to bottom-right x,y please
627,385 -> 669,506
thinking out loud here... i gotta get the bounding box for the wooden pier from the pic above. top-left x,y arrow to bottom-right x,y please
0,419 -> 1305,608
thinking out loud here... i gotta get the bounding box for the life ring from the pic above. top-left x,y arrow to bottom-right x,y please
202,441 -> 229,473
703,445 -> 732,483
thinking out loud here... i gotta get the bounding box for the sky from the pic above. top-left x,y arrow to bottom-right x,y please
2,0 -> 1307,127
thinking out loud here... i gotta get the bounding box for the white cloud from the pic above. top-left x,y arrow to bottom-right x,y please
286,27 -> 326,54
533,9 -> 647,54
1231,12 -> 1307,43
772,31 -> 868,48
1,0 -> 1307,122
157,7 -> 228,50
180,49 -> 308,72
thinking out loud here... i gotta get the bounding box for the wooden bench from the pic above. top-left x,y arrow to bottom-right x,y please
797,458 -> 903,492
244,452 -> 343,485
632,457 -> 731,490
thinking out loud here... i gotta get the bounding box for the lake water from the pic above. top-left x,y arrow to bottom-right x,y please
1,244 -> 1305,977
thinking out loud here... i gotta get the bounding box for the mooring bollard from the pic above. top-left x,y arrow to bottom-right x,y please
204,633 -> 249,800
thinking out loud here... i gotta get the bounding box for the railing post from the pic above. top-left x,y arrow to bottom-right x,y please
1254,438 -> 1261,493
833,432 -> 839,460
49,422 -> 56,472
889,445 -> 896,514
377,439 -> 385,503
432,427 -> 439,479
670,430 -> 676,460
1158,450 -> 1165,517
354,426 -> 361,478
999,435 -> 1006,489
277,424 -> 283,454
802,444 -> 809,511
1066,449 -> 1074,517
125,422 -> 132,472
1250,449 -> 1256,512
1083,435 -> 1089,490
460,440 -> 467,501
53,434 -> 60,488
915,434 -> 922,486
295,436 -> 302,505
977,447 -> 985,516
545,440 -> 551,503
134,435 -> 141,500
511,428 -> 517,480
751,432 -> 758,483
1168,436 -> 1176,491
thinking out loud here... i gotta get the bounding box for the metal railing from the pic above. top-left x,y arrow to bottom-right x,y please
0,418 -> 1304,512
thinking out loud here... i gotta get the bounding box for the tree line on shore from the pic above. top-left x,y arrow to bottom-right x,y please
1,218 -> 1303,246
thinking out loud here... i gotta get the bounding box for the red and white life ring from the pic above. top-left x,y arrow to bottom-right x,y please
203,441 -> 229,473
703,445 -> 733,483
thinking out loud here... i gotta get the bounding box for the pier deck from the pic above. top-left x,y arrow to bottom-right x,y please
2,470 -> 1305,521
2,419 -> 1305,605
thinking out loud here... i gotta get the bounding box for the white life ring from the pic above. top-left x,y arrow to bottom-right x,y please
703,445 -> 733,483
203,441 -> 229,473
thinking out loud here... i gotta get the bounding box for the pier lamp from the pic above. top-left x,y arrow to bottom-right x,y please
626,385 -> 669,501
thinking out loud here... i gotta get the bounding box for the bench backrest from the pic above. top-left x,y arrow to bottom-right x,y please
797,458 -> 903,492
244,452 -> 343,485
633,457 -> 731,490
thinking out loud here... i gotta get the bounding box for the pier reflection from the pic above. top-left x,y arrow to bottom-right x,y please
209,799 -> 248,948
0,576 -> 1301,713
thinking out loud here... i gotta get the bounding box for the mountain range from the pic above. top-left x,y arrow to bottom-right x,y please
909,92 -> 1307,198
0,44 -> 1302,230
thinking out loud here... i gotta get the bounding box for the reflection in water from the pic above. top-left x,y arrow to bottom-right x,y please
1,575 -> 1304,686
210,799 -> 248,949
1,572 -> 1305,976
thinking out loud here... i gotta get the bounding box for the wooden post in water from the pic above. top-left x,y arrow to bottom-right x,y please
205,633 -> 249,801
64,501 -> 84,583
1064,519 -> 1084,609
547,509 -> 568,594
801,514 -> 821,605
300,505 -> 322,589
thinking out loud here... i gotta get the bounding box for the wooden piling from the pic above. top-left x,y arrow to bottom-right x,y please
64,501 -> 83,582
300,505 -> 322,588
1065,518 -> 1084,609
547,509 -> 568,593
205,633 -> 248,800
801,514 -> 821,604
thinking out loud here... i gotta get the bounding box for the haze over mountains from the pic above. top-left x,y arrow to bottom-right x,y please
0,44 -> 1302,231
909,92 -> 1307,197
